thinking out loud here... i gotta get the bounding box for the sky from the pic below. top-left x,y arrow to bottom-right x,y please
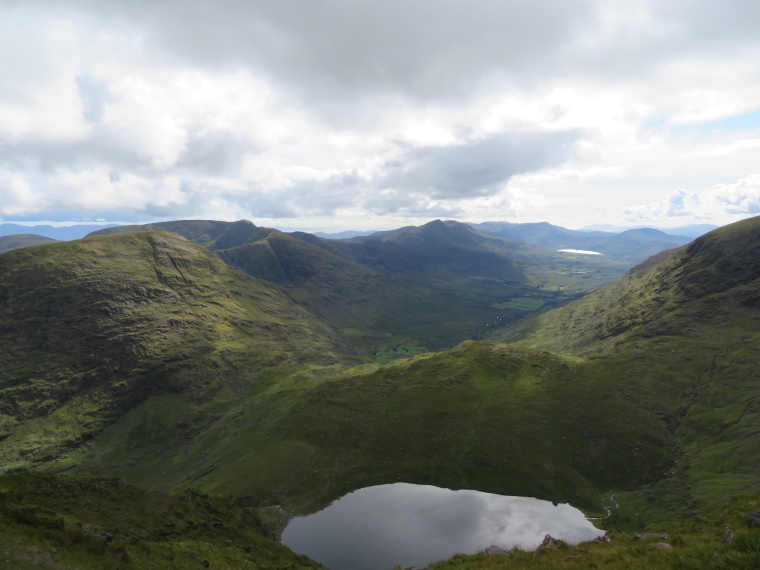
1,0 -> 759,232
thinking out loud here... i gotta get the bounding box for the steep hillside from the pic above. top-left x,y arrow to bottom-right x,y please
78,341 -> 672,515
0,234 -> 57,253
492,215 -> 760,524
0,232 -> 349,474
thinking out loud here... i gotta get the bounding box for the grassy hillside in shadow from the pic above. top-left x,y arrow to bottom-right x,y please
0,472 -> 322,569
78,341 -> 672,515
0,234 -> 57,253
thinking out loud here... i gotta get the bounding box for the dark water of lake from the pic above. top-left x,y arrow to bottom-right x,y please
281,483 -> 604,570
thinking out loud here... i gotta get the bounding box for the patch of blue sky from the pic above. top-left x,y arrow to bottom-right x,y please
643,109 -> 760,132
699,108 -> 760,130
642,116 -> 666,130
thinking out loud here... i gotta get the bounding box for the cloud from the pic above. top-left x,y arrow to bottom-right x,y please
2,1 -> 760,228
376,131 -> 580,200
58,0 -> 597,107
622,175 -> 760,222
713,175 -> 760,214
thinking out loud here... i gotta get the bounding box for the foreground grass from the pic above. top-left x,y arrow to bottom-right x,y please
423,494 -> 760,570
0,472 -> 322,569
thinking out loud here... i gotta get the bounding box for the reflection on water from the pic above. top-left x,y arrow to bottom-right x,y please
557,249 -> 603,255
281,483 -> 604,570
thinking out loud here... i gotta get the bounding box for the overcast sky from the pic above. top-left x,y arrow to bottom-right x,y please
2,0 -> 759,231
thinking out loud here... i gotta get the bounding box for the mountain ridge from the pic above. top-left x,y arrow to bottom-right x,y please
0,230 -> 351,474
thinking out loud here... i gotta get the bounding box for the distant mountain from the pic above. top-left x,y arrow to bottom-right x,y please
0,223 -> 116,240
468,220 -> 692,263
312,229 -> 376,239
90,219 -> 629,353
580,223 -> 718,238
319,219 -> 622,276
0,233 -> 57,253
469,220 -> 610,245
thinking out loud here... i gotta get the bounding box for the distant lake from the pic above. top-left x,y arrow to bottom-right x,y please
557,249 -> 603,255
281,483 -> 604,570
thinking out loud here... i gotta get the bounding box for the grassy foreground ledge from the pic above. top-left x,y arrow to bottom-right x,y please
413,493 -> 760,570
0,472 -> 322,569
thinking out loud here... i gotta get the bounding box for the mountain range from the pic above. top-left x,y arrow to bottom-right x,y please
87,219 -> 631,355
1,215 -> 759,568
0,223 -> 115,241
468,220 -> 694,263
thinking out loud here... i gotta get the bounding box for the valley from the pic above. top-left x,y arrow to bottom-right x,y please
1,216 -> 759,568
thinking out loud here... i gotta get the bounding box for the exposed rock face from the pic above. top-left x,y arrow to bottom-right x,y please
537,534 -> 566,550
484,545 -> 511,555
748,511 -> 760,528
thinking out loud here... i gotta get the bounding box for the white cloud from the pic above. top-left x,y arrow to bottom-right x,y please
707,139 -> 760,157
2,0 -> 760,228
622,175 -> 760,222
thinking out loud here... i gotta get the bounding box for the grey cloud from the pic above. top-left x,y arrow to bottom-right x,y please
54,0 -> 760,112
177,129 -> 254,175
238,189 -> 299,219
575,1 -> 760,80
377,131 -> 580,199
653,1 -> 760,52
61,0 -> 597,106
270,172 -> 367,217
262,130 -> 579,218
1,125 -> 254,179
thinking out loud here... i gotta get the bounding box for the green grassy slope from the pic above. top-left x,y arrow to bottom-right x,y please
0,472 -> 322,569
490,215 -> 760,525
0,232 -> 350,475
78,341 -> 672,515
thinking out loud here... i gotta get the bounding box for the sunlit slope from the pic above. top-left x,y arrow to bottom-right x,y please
491,215 -> 760,524
494,216 -> 760,356
89,219 -> 629,354
79,341 -> 672,514
0,232 -> 348,473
